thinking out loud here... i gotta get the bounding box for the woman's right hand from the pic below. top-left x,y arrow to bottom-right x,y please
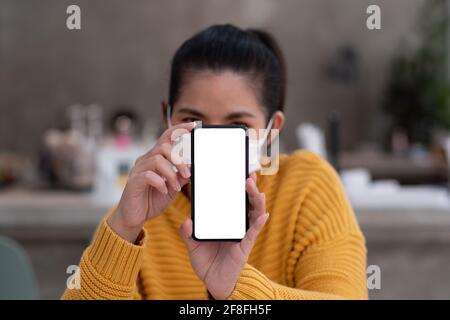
107,122 -> 196,243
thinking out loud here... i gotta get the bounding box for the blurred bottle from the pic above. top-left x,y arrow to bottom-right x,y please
38,104 -> 101,190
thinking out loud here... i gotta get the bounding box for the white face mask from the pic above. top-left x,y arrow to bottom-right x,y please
167,104 -> 274,174
248,116 -> 274,173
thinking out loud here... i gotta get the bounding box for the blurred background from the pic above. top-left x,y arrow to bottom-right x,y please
1,0 -> 450,299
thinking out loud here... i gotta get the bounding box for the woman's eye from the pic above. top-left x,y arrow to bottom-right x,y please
182,118 -> 200,123
232,122 -> 249,127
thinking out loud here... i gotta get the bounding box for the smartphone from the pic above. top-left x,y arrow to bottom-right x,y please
191,125 -> 248,241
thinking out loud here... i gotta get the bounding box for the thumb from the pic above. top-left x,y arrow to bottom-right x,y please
240,212 -> 269,257
179,218 -> 198,252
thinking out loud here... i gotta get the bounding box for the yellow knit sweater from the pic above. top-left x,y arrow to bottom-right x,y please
62,150 -> 367,300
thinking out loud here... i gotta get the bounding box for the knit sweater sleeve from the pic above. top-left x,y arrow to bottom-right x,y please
228,153 -> 368,300
227,232 -> 367,300
61,215 -> 145,300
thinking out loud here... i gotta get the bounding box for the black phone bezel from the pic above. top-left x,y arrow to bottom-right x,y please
191,125 -> 249,242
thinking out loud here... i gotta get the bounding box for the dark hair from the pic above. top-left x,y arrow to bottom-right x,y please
168,24 -> 286,119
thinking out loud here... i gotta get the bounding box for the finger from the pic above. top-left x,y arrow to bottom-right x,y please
153,156 -> 182,192
163,168 -> 191,199
165,175 -> 190,200
129,170 -> 168,195
179,218 -> 199,252
246,177 -> 259,198
246,177 -> 258,211
135,155 -> 181,192
250,193 -> 266,224
160,121 -> 197,144
134,122 -> 197,167
250,172 -> 257,184
240,213 -> 269,256
156,142 -> 191,179
246,178 -> 265,219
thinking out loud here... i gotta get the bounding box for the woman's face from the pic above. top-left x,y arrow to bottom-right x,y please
167,70 -> 284,131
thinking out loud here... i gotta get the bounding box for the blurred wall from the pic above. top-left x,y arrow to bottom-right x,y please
0,0 -> 425,155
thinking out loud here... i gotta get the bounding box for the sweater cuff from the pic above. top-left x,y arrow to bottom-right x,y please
227,264 -> 276,300
85,219 -> 146,287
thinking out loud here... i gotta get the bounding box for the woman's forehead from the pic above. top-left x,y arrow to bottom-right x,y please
175,71 -> 263,116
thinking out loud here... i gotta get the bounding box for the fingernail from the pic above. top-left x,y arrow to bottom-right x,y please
171,180 -> 181,191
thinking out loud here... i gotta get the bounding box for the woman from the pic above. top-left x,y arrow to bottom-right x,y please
63,24 -> 367,300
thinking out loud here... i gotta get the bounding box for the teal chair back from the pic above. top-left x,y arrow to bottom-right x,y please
0,236 -> 38,299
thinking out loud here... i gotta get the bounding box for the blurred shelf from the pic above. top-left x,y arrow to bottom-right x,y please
0,188 -> 107,227
1,188 -> 450,243
356,208 -> 450,243
339,150 -> 448,184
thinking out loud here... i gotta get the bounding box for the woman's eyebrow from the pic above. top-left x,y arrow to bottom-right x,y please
226,111 -> 256,119
176,107 -> 205,118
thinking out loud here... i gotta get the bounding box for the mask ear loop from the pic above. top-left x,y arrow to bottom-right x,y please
256,115 -> 276,168
259,115 -> 275,146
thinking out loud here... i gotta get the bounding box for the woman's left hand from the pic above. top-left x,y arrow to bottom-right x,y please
180,172 -> 269,300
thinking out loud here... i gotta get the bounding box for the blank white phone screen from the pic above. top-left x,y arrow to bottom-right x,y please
193,127 -> 247,240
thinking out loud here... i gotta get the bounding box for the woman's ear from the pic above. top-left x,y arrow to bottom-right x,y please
272,111 -> 285,131
266,111 -> 284,146
161,101 -> 169,129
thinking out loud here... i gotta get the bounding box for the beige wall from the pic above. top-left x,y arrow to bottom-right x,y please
0,0 -> 425,154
